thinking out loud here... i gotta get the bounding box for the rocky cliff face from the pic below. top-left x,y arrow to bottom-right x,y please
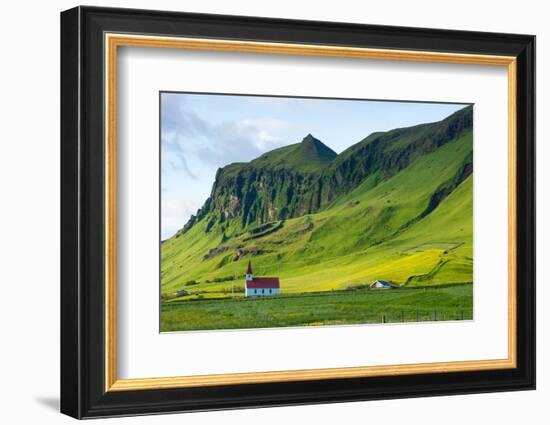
177,105 -> 473,237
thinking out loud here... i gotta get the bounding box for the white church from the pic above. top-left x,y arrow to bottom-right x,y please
244,261 -> 280,297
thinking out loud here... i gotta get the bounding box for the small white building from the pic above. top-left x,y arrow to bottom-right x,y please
244,261 -> 280,297
370,279 -> 392,289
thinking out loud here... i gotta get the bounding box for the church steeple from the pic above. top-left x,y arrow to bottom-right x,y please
246,261 -> 253,281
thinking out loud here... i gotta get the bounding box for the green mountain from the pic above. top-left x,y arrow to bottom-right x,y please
251,133 -> 338,172
162,106 -> 473,297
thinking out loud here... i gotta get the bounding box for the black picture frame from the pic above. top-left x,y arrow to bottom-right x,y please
60,5 -> 535,419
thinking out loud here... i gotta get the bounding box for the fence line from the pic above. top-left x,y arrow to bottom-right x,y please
378,309 -> 472,324
161,302 -> 473,324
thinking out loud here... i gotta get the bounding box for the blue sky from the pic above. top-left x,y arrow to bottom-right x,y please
161,92 -> 467,239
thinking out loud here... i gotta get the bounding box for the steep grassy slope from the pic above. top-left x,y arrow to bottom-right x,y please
176,106 -> 473,235
161,106 -> 473,298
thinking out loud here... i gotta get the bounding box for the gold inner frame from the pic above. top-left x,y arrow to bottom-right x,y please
104,33 -> 518,392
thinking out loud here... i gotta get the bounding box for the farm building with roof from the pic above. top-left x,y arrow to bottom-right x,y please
370,279 -> 392,289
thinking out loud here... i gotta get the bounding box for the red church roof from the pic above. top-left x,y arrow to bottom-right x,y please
247,260 -> 253,275
246,277 -> 280,289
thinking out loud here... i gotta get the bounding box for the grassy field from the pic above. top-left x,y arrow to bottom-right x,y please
160,284 -> 473,332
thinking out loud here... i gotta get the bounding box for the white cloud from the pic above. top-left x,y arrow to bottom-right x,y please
161,198 -> 197,240
161,96 -> 303,173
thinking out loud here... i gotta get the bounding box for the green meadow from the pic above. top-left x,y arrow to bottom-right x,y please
161,284 -> 473,332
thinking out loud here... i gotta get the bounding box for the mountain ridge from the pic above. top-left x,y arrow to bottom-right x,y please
177,105 -> 472,237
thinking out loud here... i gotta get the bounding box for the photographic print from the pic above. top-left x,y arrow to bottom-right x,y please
160,93 -> 473,332
61,9 -> 535,417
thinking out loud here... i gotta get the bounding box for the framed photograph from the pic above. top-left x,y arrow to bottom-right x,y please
60,6 -> 535,419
